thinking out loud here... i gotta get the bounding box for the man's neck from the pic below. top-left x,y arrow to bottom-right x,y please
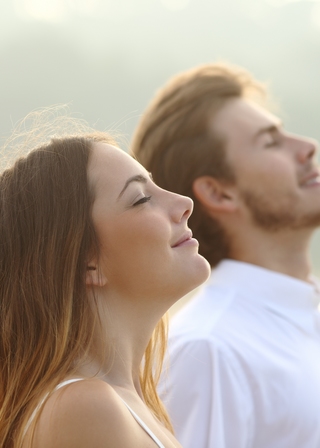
229,226 -> 313,282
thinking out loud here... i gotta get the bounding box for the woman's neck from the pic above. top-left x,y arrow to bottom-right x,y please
78,288 -> 168,396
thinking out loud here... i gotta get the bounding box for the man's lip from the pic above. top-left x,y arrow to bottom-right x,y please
300,170 -> 320,186
172,230 -> 193,247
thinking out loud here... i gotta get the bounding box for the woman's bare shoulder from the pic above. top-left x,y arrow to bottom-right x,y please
32,379 -> 143,448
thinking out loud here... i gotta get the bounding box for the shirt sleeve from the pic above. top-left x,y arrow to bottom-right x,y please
159,338 -> 254,448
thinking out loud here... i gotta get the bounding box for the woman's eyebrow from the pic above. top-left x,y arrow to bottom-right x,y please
118,174 -> 148,199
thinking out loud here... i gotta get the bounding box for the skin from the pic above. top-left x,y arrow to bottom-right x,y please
193,97 -> 319,281
29,143 -> 210,448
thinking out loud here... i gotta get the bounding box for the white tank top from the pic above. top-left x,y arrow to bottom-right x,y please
24,378 -> 166,448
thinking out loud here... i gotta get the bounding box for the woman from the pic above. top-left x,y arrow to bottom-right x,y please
0,127 -> 210,447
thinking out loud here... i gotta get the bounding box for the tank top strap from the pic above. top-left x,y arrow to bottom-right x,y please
55,378 -> 85,389
24,378 -> 166,447
117,396 -> 166,448
23,378 -> 85,438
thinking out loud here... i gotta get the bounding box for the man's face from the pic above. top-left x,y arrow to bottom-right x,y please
210,98 -> 320,231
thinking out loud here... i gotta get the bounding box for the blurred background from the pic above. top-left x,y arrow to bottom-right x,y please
1,0 -> 320,274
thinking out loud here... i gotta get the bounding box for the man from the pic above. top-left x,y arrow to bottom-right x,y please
131,63 -> 320,448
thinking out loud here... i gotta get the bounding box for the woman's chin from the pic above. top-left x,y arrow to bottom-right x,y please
174,256 -> 211,300
192,254 -> 211,286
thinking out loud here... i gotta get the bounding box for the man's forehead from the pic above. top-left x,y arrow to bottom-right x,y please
208,97 -> 280,142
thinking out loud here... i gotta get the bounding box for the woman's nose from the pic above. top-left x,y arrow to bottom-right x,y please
171,192 -> 194,223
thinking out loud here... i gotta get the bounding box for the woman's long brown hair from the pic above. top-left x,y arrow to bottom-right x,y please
0,130 -> 172,447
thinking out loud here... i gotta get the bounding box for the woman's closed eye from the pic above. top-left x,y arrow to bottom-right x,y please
133,196 -> 152,206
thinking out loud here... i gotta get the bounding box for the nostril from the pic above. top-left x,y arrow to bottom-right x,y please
183,208 -> 191,220
184,197 -> 194,220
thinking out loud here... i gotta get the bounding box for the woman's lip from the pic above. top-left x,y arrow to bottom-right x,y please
172,230 -> 193,247
173,237 -> 199,248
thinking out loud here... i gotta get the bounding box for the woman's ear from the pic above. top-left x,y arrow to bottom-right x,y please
192,176 -> 238,214
85,264 -> 108,287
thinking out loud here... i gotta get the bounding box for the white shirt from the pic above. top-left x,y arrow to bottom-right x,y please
160,260 -> 320,448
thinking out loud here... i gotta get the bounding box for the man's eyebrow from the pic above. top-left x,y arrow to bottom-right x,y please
118,174 -> 148,199
253,122 -> 283,142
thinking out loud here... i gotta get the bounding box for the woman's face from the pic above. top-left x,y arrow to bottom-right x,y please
87,143 -> 210,304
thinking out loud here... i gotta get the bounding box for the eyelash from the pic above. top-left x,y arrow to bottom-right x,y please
133,196 -> 152,206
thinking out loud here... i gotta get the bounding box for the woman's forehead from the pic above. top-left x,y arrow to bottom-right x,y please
88,142 -> 146,196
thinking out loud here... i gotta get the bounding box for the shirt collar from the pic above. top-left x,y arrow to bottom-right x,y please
208,260 -> 320,331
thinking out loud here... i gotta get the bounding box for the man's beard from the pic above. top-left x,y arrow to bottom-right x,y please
240,188 -> 320,231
